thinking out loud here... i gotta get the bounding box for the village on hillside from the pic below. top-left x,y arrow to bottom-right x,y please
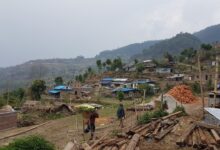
1,43 -> 220,150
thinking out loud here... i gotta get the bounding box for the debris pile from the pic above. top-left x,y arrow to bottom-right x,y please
76,111 -> 182,150
176,122 -> 220,150
168,85 -> 197,104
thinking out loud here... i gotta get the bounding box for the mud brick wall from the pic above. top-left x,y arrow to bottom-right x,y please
0,112 -> 17,131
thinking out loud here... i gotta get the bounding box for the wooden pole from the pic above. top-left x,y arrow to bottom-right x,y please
214,52 -> 219,107
198,51 -> 205,118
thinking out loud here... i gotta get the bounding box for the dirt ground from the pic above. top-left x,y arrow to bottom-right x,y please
0,96 -> 206,150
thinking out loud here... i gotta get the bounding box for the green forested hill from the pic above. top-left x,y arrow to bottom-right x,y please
194,24 -> 220,43
133,33 -> 201,60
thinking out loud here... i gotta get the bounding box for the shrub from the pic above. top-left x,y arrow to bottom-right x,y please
191,82 -> 200,94
0,135 -> 55,150
117,91 -> 124,101
138,109 -> 168,124
173,105 -> 187,116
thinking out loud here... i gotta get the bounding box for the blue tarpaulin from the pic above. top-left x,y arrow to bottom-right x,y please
48,90 -> 60,94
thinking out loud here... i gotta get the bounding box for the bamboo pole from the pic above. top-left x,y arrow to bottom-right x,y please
214,51 -> 219,107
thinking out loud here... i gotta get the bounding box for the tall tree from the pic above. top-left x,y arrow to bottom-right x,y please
54,76 -> 63,85
134,59 -> 139,65
30,80 -> 46,100
96,60 -> 102,72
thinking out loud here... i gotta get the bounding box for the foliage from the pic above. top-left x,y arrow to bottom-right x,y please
138,109 -> 168,124
178,48 -> 197,63
164,52 -> 174,62
54,76 -> 63,85
206,79 -> 214,91
117,91 -> 124,101
0,135 -> 55,150
30,80 -> 46,100
191,82 -> 201,94
96,59 -> 102,72
136,63 -> 145,73
138,84 -> 154,96
173,105 -> 187,115
164,83 -> 173,92
134,59 -> 139,64
201,43 -> 212,50
111,57 -> 123,71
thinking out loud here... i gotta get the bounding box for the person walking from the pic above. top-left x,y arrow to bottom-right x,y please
117,103 -> 125,128
84,110 -> 99,140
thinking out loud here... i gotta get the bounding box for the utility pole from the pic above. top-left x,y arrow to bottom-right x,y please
214,53 -> 219,107
198,50 -> 205,118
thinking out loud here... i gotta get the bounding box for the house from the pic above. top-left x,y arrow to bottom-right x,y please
142,60 -> 156,72
204,107 -> 220,126
112,88 -> 140,99
100,77 -> 113,87
0,105 -> 17,130
167,74 -> 184,81
48,85 -> 72,98
208,92 -> 220,108
112,78 -> 128,87
156,67 -> 173,74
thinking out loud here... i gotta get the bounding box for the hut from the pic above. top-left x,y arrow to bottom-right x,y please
0,105 -> 17,130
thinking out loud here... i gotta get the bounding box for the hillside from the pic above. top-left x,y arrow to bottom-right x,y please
96,40 -> 159,60
0,57 -> 95,90
133,33 -> 201,60
0,24 -> 220,91
194,24 -> 220,43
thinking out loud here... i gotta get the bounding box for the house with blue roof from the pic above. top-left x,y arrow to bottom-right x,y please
48,85 -> 72,98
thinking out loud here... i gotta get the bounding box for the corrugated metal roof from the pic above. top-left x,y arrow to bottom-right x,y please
205,107 -> 220,121
48,90 -> 60,94
54,85 -> 72,91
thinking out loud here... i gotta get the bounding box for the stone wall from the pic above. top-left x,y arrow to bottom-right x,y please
0,112 -> 17,131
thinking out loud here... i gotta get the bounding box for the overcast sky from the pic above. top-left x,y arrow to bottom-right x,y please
0,0 -> 220,67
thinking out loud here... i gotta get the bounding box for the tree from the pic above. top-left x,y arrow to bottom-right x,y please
138,84 -> 154,96
201,44 -> 212,50
30,80 -> 46,100
96,60 -> 102,72
136,63 -> 145,73
54,76 -> 63,86
106,59 -> 112,66
102,62 -> 106,71
111,57 -> 123,71
14,88 -> 25,101
117,91 -> 124,101
78,74 -> 84,83
164,52 -> 174,62
134,59 -> 139,64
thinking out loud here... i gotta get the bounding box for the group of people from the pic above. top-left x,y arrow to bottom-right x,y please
84,103 -> 125,140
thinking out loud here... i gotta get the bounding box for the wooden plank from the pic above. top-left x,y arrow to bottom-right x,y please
90,133 -> 108,149
161,111 -> 182,120
126,134 -> 141,150
198,127 -> 207,144
154,125 -> 174,140
119,144 -> 127,150
211,129 -> 220,144
195,122 -> 220,133
152,122 -> 161,136
186,134 -> 192,147
203,129 -> 217,145
176,123 -> 196,146
192,130 -> 198,148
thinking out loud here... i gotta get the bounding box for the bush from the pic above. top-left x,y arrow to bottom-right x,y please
117,91 -> 124,101
0,135 -> 55,150
173,106 -> 187,116
191,82 -> 200,94
138,109 -> 168,124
